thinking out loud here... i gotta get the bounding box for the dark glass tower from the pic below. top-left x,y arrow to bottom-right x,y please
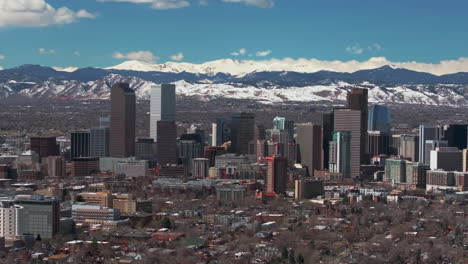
230,112 -> 255,155
110,83 -> 136,158
368,104 -> 391,132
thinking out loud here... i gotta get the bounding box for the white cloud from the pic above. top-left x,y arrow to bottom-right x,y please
52,66 -> 79,72
222,0 -> 273,8
74,51 -> 81,57
38,48 -> 56,55
346,45 -> 364,55
0,66 -> 3,70
0,0 -> 96,27
0,54 -> 5,60
368,43 -> 382,52
97,0 -> 190,9
230,48 -> 246,56
170,52 -> 184,61
256,50 -> 271,57
112,50 -> 158,62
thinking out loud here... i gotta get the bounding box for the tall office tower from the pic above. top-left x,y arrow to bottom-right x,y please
211,123 -> 217,146
399,135 -> 419,162
0,200 -> 22,238
390,134 -> 401,155
329,131 -> 351,176
15,195 -> 60,239
296,123 -> 322,176
443,124 -> 468,150
150,84 -> 176,141
156,121 -> 177,164
346,88 -> 368,164
45,156 -> 65,178
178,134 -> 203,176
419,125 -> 443,165
265,156 -> 288,195
273,117 -> 294,141
334,109 -> 362,178
322,112 -> 334,170
71,131 -> 90,159
368,104 -> 391,132
430,147 -> 463,171
367,131 -> 390,158
230,112 -> 255,155
99,116 -> 110,128
273,116 -> 286,130
215,119 -> 231,146
90,127 -> 110,157
110,83 -> 136,158
30,136 -> 60,160
192,158 -> 209,178
135,138 -> 155,159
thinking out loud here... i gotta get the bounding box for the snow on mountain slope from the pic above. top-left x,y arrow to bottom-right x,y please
105,57 -> 468,76
15,74 -> 468,106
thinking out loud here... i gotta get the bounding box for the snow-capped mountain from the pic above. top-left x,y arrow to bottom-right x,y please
105,58 -> 468,76
11,74 -> 468,106
1,64 -> 468,106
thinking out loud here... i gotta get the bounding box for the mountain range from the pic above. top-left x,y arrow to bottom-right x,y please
1,62 -> 468,106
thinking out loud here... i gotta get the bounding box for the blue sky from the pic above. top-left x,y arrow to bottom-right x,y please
0,0 -> 467,69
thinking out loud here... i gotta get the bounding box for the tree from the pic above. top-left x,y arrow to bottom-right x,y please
296,253 -> 305,264
289,249 -> 296,264
281,247 -> 289,259
161,217 -> 172,229
90,237 -> 98,254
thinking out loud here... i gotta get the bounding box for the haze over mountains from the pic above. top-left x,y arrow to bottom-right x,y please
1,61 -> 468,106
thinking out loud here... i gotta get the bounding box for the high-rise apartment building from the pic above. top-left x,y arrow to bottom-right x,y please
230,113 -> 255,155
71,131 -> 90,159
265,156 -> 287,194
90,127 -> 110,157
296,123 -> 322,176
150,84 -> 176,141
334,109 -> 361,178
110,83 -> 136,158
347,88 -> 368,164
0,200 -> 22,238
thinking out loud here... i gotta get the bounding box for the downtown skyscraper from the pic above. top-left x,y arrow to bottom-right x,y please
150,84 -> 176,141
110,83 -> 136,158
